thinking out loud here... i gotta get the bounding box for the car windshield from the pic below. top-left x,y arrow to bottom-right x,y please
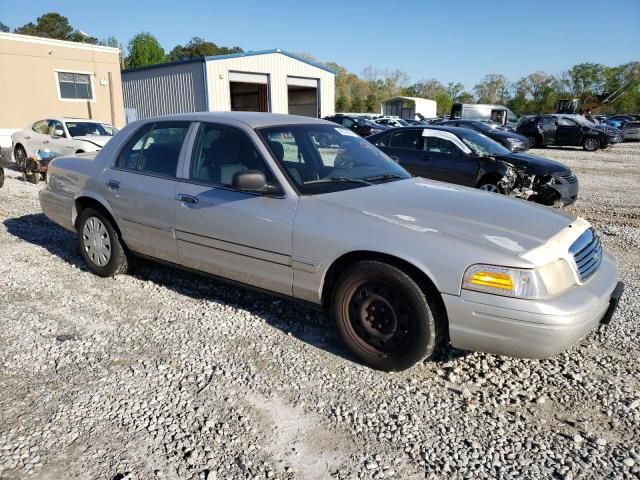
458,129 -> 511,156
258,124 -> 411,194
65,122 -> 114,137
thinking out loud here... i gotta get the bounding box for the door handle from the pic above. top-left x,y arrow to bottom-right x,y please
106,180 -> 120,191
176,193 -> 198,204
422,154 -> 430,161
24,136 -> 31,140
43,140 -> 49,144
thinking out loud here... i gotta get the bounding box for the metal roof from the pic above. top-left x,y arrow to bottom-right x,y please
122,49 -> 335,74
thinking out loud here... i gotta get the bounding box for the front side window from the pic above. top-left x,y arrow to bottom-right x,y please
57,72 -> 93,100
258,124 -> 410,194
557,117 -> 577,127
66,122 -> 113,137
190,124 -> 275,187
32,120 -> 49,134
425,137 -> 462,155
540,116 -> 556,125
48,120 -> 65,137
115,122 -> 188,177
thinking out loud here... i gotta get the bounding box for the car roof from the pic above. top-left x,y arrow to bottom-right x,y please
142,111 -> 330,128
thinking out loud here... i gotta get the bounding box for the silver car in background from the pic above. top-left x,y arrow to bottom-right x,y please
39,112 -> 624,371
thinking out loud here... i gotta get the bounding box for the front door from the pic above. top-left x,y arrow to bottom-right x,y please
175,123 -> 296,296
101,121 -> 191,263
555,117 -> 581,146
48,120 -> 76,157
421,131 -> 478,186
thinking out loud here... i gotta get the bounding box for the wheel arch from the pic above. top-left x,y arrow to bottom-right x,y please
320,250 -> 449,333
73,194 -> 121,238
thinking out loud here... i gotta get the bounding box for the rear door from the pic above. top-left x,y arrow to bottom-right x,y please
539,116 -> 557,144
421,131 -> 477,186
374,129 -> 426,175
48,119 -> 76,157
101,121 -> 191,263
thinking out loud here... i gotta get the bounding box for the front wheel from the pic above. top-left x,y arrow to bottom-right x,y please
583,137 -> 600,151
478,182 -> 503,194
331,261 -> 444,371
77,208 -> 129,277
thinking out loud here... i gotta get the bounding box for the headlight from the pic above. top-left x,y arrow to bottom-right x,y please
462,260 -> 575,299
462,264 -> 547,299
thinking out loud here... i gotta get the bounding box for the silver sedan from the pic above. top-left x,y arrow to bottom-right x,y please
39,113 -> 624,371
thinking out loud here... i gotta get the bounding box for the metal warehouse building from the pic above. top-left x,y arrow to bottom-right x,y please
381,96 -> 437,120
122,49 -> 335,121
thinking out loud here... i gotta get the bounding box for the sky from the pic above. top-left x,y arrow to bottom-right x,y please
1,0 -> 639,89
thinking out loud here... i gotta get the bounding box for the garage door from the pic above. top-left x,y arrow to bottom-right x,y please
287,77 -> 319,118
228,72 -> 269,84
287,77 -> 318,88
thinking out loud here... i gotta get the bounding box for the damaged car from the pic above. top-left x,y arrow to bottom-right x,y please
367,126 -> 578,206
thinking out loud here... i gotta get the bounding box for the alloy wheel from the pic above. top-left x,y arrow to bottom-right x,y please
479,183 -> 500,193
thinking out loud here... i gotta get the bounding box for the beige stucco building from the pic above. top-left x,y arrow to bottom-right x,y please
0,32 -> 125,147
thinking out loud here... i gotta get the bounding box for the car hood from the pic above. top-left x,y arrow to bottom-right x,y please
72,135 -> 112,147
492,152 -> 569,175
316,177 -> 575,255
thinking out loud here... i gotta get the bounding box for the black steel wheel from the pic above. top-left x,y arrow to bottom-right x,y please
332,261 -> 443,371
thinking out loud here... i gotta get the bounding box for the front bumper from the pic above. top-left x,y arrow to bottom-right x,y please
443,252 -> 621,358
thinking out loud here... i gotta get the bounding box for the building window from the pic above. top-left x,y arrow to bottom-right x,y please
57,72 -> 93,100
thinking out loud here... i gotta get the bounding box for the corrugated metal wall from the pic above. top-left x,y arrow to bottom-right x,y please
205,53 -> 335,117
122,61 -> 206,120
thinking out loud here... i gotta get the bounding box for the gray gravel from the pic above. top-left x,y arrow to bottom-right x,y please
0,142 -> 638,479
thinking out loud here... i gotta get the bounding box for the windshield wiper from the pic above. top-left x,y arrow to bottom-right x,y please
305,177 -> 373,186
364,173 -> 404,182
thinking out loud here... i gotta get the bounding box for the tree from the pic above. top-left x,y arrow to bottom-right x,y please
446,82 -> 464,102
68,30 -> 98,44
0,21 -> 9,32
403,78 -> 445,99
14,12 -> 73,40
473,74 -> 510,104
457,91 -> 475,104
169,37 -> 243,61
126,32 -> 166,68
568,63 -> 606,98
100,36 -> 119,48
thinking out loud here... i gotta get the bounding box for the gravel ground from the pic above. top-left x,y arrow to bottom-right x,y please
0,143 -> 638,480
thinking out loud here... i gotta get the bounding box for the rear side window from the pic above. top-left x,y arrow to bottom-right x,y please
32,120 -> 49,134
115,122 -> 189,177
387,130 -> 423,150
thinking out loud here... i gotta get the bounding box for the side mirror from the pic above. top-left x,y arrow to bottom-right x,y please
232,170 -> 281,195
54,129 -> 65,137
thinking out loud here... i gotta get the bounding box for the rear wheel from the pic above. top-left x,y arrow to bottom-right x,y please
583,137 -> 600,151
0,168 -> 4,188
331,261 -> 443,371
527,136 -> 537,148
14,145 -> 27,165
77,208 -> 129,277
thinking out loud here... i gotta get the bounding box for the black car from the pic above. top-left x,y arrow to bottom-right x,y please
516,114 -> 619,151
367,126 -> 578,206
323,115 -> 388,137
440,119 -> 530,152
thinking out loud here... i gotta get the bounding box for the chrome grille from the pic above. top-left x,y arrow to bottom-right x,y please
569,228 -> 602,281
558,172 -> 578,184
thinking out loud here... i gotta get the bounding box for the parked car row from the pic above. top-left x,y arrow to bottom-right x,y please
516,114 -> 623,151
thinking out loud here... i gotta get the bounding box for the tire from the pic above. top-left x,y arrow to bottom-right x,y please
583,137 -> 600,151
331,261 -> 443,371
527,136 -> 537,148
77,208 -> 129,277
0,168 -> 4,188
14,144 -> 27,165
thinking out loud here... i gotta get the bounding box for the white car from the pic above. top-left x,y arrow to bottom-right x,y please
373,117 -> 411,128
12,117 -> 118,162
